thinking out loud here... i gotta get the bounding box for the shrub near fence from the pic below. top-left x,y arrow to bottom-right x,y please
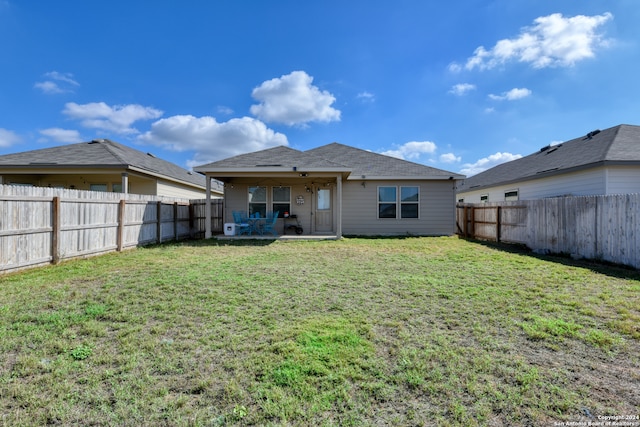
456,194 -> 640,269
0,185 -> 223,273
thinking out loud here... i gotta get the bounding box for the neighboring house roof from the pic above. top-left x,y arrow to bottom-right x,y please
195,142 -> 464,180
0,139 -> 207,189
458,124 -> 640,193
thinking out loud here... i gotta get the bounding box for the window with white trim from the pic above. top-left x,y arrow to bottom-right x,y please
400,186 -> 419,218
248,186 -> 267,217
378,186 -> 419,219
272,187 -> 290,217
504,190 -> 519,201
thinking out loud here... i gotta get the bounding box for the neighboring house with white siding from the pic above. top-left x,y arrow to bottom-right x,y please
0,139 -> 223,199
457,124 -> 640,203
194,142 -> 464,237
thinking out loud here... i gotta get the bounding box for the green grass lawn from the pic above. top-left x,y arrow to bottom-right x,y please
1,237 -> 638,426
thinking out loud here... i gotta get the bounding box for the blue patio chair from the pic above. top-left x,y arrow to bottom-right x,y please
232,211 -> 251,235
261,211 -> 279,236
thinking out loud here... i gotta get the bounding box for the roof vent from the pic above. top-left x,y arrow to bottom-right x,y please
539,145 -> 550,152
146,152 -> 156,158
584,129 -> 601,140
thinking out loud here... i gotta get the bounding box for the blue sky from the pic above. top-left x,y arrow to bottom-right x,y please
1,1 -> 638,176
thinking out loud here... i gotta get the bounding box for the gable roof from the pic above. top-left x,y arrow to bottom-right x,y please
458,124 -> 640,193
194,142 -> 464,180
0,139 -> 207,189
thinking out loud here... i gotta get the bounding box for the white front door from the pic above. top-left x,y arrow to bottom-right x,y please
315,187 -> 333,232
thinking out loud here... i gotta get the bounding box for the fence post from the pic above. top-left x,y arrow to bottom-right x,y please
463,206 -> 468,237
117,199 -> 126,251
470,206 -> 475,239
157,201 -> 162,244
496,206 -> 501,242
52,196 -> 61,264
174,202 -> 179,241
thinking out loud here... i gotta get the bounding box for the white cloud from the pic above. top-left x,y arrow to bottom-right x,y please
449,83 -> 476,96
250,70 -> 341,126
34,71 -> 80,94
381,141 -> 437,160
488,87 -> 532,101
460,152 -> 522,176
63,102 -> 163,134
137,115 -> 288,167
39,128 -> 83,144
357,91 -> 375,102
34,81 -> 65,94
440,153 -> 462,163
465,12 -> 613,70
217,106 -> 234,115
448,62 -> 463,73
0,128 -> 21,147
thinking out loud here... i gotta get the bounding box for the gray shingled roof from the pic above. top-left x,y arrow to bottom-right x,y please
195,142 -> 463,179
0,139 -> 206,188
196,145 -> 348,170
307,143 -> 462,178
458,124 -> 640,192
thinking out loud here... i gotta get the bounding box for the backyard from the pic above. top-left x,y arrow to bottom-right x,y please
0,237 -> 638,426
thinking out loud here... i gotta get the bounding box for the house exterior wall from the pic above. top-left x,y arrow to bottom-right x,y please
341,179 -> 457,236
0,173 -> 136,192
223,180 -> 314,234
457,167 -> 610,203
606,166 -> 640,194
0,172 -> 206,198
222,178 -> 457,236
157,180 -> 207,199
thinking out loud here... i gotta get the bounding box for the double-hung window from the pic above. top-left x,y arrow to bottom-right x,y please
248,186 -> 267,217
248,186 -> 290,217
378,186 -> 419,219
272,187 -> 290,217
400,186 -> 419,218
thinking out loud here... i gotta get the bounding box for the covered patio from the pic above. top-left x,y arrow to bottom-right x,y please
194,146 -> 350,239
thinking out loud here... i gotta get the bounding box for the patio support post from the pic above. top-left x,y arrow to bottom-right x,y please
121,173 -> 129,194
336,174 -> 342,237
205,176 -> 212,239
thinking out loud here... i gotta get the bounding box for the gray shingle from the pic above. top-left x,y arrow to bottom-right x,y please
196,146 -> 347,169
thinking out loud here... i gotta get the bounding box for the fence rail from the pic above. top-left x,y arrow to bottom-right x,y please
1,185 -> 223,273
456,194 -> 640,269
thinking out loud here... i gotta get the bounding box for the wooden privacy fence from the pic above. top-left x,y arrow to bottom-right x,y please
456,194 -> 640,269
0,185 -> 223,273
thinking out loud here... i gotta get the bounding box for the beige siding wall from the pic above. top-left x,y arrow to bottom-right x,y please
2,173 -> 160,195
342,180 -> 456,236
606,166 -> 640,194
223,181 -> 314,234
157,180 -> 206,199
223,178 -> 457,235
458,167 -> 608,203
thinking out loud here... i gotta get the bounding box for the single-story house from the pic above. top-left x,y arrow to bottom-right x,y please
193,142 -> 464,238
0,139 -> 223,199
457,124 -> 640,203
